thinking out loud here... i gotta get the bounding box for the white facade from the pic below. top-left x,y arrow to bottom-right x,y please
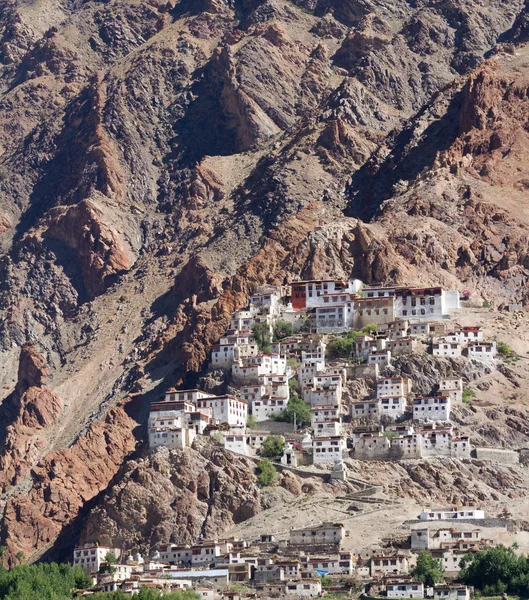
315,302 -> 355,333
73,545 -> 121,575
196,395 -> 247,426
298,361 -> 325,388
438,378 -> 463,404
380,396 -> 407,417
432,340 -> 462,358
467,341 -> 496,361
312,437 -> 346,464
224,433 -> 248,455
304,552 -> 354,575
284,580 -> 322,597
413,397 -> 451,422
370,555 -> 409,576
368,350 -> 392,366
419,509 -> 485,521
313,420 -> 342,437
304,384 -> 342,406
377,377 -> 411,399
351,401 -> 380,420
252,397 -> 287,420
149,427 -> 196,449
387,582 -> 425,598
311,405 -> 340,424
433,586 -> 470,600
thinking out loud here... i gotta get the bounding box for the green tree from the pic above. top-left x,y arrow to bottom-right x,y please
361,323 -> 377,334
0,547 -> 6,569
260,435 -> 285,458
14,552 -> 24,566
104,552 -> 117,564
247,414 -> 257,429
273,393 -> 312,427
252,323 -> 271,353
257,459 -> 278,486
273,320 -> 294,341
459,545 -> 528,595
412,550 -> 444,586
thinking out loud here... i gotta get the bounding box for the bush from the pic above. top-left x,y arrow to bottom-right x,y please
483,300 -> 492,308
257,459 -> 278,486
260,436 -> 285,458
462,387 -> 476,404
497,341 -> 512,356
89,589 -> 200,600
361,323 -> 377,334
247,414 -> 257,429
273,320 -> 294,341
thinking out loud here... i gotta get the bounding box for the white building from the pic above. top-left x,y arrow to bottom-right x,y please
303,552 -> 354,575
438,378 -> 463,404
315,300 -> 356,333
413,397 -> 451,422
313,420 -> 342,437
419,508 -> 485,521
196,395 -> 247,426
290,279 -> 362,310
311,405 -> 341,424
163,389 -> 215,404
432,340 -> 462,358
304,384 -> 342,406
252,397 -> 287,420
224,433 -> 249,455
467,341 -> 496,361
433,586 -> 470,600
149,426 -> 197,449
380,396 -> 407,417
298,360 -> 325,388
370,555 -> 410,577
350,401 -> 380,420
450,327 -> 484,344
368,350 -> 392,366
73,544 -> 121,575
411,527 -> 482,551
377,377 -> 412,399
312,437 -> 346,464
284,580 -> 322,597
387,581 -> 425,598
232,354 -> 287,381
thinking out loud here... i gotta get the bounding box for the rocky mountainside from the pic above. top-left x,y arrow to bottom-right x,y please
0,0 -> 529,564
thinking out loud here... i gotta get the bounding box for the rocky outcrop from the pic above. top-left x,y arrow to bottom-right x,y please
0,403 -> 138,564
79,440 -> 260,552
0,343 -> 62,492
45,200 -> 132,298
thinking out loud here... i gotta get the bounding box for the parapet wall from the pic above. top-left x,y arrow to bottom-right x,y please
473,448 -> 519,464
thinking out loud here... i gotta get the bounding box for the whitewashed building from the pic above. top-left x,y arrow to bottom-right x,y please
432,340 -> 462,358
312,437 -> 346,464
413,397 -> 451,422
196,395 -> 247,426
467,341 -> 496,361
387,581 -> 425,598
350,401 -> 380,420
380,396 -> 407,417
438,378 -> 463,404
252,397 -> 287,420
73,544 -> 121,575
419,508 -> 485,521
377,377 -> 412,399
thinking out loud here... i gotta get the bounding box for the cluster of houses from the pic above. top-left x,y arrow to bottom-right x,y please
147,278 -> 501,468
74,512 -> 489,598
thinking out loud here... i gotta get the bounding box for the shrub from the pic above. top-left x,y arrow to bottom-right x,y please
260,436 -> 285,458
497,341 -> 512,356
257,459 -> 278,486
361,323 -> 377,334
247,414 -> 257,429
482,300 -> 492,308
462,387 -> 476,404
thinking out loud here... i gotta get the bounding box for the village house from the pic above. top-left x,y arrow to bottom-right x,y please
419,508 -> 485,521
370,555 -> 410,577
229,308 -> 258,331
290,279 -> 362,310
350,400 -> 380,420
410,323 -> 430,337
433,585 -> 470,600
73,544 -> 121,575
354,297 -> 396,329
196,395 -> 248,427
304,383 -> 342,406
432,340 -> 463,358
313,420 -> 342,437
232,354 -> 287,382
163,389 -> 215,404
252,397 -> 287,421
149,426 -> 197,450
413,397 -> 451,422
386,581 -> 425,599
284,580 -> 322,597
368,349 -> 392,366
355,335 -> 381,361
312,436 -> 346,464
438,378 -> 463,404
315,301 -> 356,333
289,523 -> 345,547
390,434 -> 423,459
301,552 -> 355,575
380,396 -> 407,418
298,360 -> 326,388
377,377 -> 412,398
467,341 -> 497,361
311,404 -> 341,423
450,327 -> 484,344
352,431 -> 390,459
411,527 -> 483,551
224,433 -> 248,455
386,338 -> 417,356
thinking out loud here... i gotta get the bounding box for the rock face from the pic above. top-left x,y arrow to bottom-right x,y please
0,343 -> 62,492
0,0 -> 528,565
80,441 -> 260,553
